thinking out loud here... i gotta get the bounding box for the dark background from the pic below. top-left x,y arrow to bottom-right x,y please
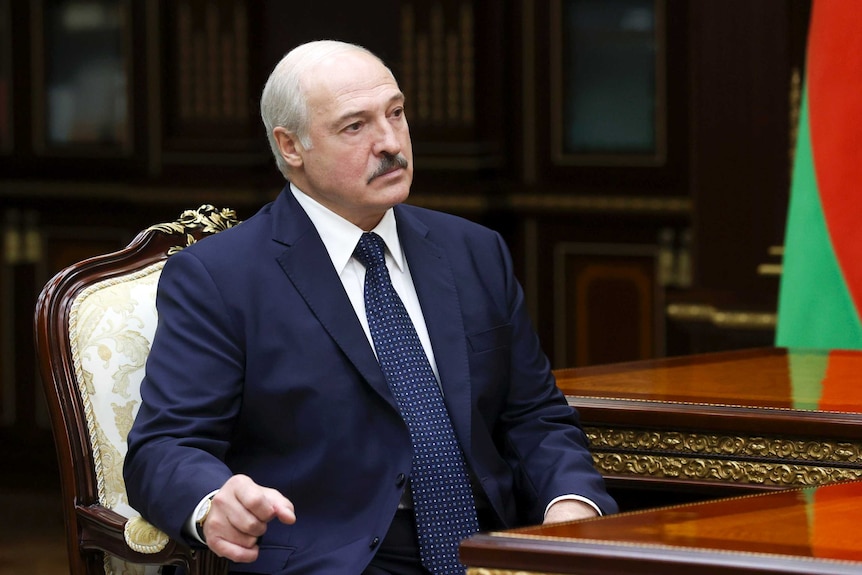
0,0 -> 811,487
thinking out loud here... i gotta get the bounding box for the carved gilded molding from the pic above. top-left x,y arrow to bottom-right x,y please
584,427 -> 862,465
665,303 -> 777,329
591,452 -> 862,487
756,263 -> 782,277
147,204 -> 239,254
585,426 -> 862,487
468,570 -> 560,575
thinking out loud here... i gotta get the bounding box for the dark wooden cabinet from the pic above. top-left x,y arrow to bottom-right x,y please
0,0 -> 812,477
509,0 -> 810,365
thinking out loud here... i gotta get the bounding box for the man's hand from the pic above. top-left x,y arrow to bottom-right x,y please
543,499 -> 598,524
202,474 -> 296,563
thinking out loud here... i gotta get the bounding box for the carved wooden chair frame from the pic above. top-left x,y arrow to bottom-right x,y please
34,205 -> 237,575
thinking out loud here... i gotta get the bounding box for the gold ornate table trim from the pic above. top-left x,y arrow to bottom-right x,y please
468,570 -> 562,575
585,426 -> 862,487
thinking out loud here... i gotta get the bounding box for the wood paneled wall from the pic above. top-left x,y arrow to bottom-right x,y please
0,0 -> 812,468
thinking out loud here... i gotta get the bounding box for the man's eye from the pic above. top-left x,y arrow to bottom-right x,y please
392,108 -> 404,118
346,122 -> 362,132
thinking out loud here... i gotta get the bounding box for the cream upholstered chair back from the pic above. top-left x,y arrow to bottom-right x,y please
72,259 -> 164,575
35,205 -> 237,575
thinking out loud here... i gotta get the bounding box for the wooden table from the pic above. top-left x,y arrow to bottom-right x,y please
554,347 -> 862,494
461,479 -> 862,575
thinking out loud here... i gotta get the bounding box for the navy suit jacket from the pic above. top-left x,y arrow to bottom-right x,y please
124,186 -> 617,574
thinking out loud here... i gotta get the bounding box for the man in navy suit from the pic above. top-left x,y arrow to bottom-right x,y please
124,40 -> 617,575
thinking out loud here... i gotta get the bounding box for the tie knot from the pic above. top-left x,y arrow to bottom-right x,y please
354,232 -> 387,269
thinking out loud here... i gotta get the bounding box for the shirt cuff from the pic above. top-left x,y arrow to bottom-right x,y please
544,494 -> 603,519
186,489 -> 220,544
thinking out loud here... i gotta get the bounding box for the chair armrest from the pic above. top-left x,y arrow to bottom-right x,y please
76,504 -> 229,574
124,516 -> 170,553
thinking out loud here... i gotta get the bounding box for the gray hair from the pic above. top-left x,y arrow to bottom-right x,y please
260,40 -> 388,178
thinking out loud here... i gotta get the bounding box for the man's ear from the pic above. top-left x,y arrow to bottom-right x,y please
273,127 -> 304,168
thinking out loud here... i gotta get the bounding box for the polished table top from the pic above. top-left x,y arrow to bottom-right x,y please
554,347 -> 862,440
461,480 -> 862,574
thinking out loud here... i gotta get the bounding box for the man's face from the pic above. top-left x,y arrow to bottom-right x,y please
286,51 -> 414,231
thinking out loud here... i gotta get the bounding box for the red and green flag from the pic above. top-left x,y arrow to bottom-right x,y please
775,0 -> 862,349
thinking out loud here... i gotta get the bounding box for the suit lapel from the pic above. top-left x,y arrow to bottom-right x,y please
396,208 -> 473,454
269,193 -> 473,446
271,191 -> 399,413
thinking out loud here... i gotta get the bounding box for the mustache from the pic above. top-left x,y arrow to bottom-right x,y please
368,154 -> 409,183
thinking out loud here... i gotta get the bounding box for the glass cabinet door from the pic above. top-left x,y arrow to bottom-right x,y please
552,0 -> 665,166
35,0 -> 131,152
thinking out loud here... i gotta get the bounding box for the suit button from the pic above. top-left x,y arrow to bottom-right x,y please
396,473 -> 406,487
370,537 -> 380,549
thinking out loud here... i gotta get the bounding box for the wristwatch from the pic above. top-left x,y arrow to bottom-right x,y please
194,494 -> 215,542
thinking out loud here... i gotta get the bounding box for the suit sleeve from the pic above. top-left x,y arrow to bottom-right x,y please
124,250 -> 240,542
490,232 -> 618,521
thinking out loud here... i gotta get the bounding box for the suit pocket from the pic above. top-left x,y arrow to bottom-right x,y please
467,324 -> 512,353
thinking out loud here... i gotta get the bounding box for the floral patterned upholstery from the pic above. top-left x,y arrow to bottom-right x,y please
70,261 -> 166,575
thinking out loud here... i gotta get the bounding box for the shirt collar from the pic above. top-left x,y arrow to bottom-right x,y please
289,182 -> 405,274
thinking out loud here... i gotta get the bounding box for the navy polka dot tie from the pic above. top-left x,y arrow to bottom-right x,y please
354,232 -> 479,575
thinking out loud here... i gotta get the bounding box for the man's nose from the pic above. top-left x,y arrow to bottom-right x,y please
373,121 -> 402,156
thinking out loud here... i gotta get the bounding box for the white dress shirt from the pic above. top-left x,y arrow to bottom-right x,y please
290,183 -> 441,381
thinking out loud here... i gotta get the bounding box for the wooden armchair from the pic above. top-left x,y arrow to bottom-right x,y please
34,205 -> 239,575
